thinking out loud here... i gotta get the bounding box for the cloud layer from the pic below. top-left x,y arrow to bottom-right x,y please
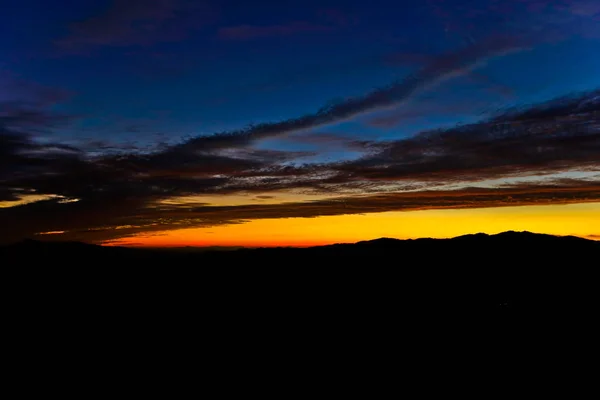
2,85 -> 599,243
54,0 -> 213,51
165,36 -> 527,156
218,21 -> 333,40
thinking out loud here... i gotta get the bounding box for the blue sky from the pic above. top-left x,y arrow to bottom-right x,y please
3,0 -> 599,156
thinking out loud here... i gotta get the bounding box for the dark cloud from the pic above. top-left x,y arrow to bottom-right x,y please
0,105 -> 74,137
218,21 -> 333,40
0,109 -> 79,182
219,148 -> 316,163
337,89 -> 600,182
2,62 -> 600,244
172,36 -> 526,153
317,8 -> 358,27
5,182 -> 600,243
1,71 -> 76,135
568,1 -> 600,17
217,7 -> 355,40
365,99 -> 485,129
0,115 -> 314,242
383,52 -> 515,100
423,0 -> 600,50
2,88 -> 600,243
54,0 -> 214,51
383,52 -> 434,66
0,69 -> 73,105
276,132 -> 382,152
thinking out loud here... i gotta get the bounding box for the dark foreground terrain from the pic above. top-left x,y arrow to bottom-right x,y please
2,229 -> 598,372
2,231 -> 598,316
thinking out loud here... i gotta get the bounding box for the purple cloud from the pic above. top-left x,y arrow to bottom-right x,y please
0,70 -> 76,135
317,8 -> 358,26
0,69 -> 72,107
365,100 -> 479,129
218,21 -> 333,40
174,34 -> 528,153
55,0 -> 214,51
568,0 -> 600,17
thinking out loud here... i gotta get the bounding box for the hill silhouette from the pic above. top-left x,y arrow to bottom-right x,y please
4,230 -> 597,259
2,231 -> 598,318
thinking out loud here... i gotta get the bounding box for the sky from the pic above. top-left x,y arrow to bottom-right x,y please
1,0 -> 599,246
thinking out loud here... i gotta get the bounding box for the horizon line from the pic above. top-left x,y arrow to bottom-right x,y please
12,230 -> 599,249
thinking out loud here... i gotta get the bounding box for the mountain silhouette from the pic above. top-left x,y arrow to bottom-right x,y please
2,231 -> 598,323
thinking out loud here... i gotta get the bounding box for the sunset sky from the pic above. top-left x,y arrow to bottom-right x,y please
1,0 -> 599,246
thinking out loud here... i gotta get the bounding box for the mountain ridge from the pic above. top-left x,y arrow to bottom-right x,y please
4,230 -> 597,251
2,230 -> 598,316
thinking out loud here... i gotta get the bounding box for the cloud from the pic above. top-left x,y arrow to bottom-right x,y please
0,82 -> 80,192
523,0 -> 600,40
218,21 -> 333,40
383,52 -> 515,99
0,69 -> 73,106
0,70 -> 75,132
568,1 -> 600,17
424,0 -> 600,46
1,89 -> 600,243
365,99 -> 487,129
54,0 -> 212,51
337,89 -> 600,182
275,132 -> 381,152
217,7 -> 355,41
171,36 -> 526,154
0,107 -> 74,137
4,181 -> 600,243
317,8 -> 358,26
0,79 -> 79,183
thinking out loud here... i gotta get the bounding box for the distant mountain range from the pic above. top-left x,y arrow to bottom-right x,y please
2,231 -> 598,317
2,230 -> 597,260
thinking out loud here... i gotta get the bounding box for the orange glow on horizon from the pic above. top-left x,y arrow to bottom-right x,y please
105,202 -> 600,247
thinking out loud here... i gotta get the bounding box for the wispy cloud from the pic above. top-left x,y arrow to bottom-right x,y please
54,0 -> 213,52
1,88 -> 599,243
365,98 -> 486,129
425,0 -> 600,45
4,182 -> 600,244
339,89 -> 600,182
217,7 -> 355,41
171,36 -> 526,153
384,51 -> 515,99
0,69 -> 73,107
568,0 -> 600,17
218,21 -> 333,40
0,71 -> 77,138
275,131 -> 380,152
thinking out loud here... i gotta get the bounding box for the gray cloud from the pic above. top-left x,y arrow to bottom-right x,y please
274,131 -> 382,152
54,0 -> 214,52
218,21 -> 333,40
2,89 -> 600,243
365,98 -> 485,129
0,71 -> 76,135
5,182 -> 600,244
337,89 -> 600,182
171,36 -> 527,153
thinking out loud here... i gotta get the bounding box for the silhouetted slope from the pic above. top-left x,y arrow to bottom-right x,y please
1,231 -> 598,319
